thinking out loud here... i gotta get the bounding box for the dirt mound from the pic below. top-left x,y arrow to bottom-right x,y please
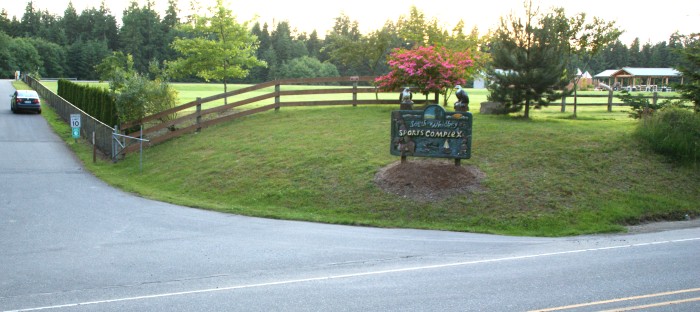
374,159 -> 486,202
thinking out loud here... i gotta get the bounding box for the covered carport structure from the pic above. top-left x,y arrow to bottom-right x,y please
596,67 -> 683,92
593,69 -> 618,90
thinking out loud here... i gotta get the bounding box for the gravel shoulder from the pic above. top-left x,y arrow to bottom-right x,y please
625,218 -> 700,234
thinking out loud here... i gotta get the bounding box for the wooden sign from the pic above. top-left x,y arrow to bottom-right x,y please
390,105 -> 472,159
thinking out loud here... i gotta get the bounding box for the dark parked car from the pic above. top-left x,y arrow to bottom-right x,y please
10,90 -> 42,114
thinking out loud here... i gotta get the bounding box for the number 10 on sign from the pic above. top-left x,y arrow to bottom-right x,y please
70,114 -> 81,128
70,114 -> 80,140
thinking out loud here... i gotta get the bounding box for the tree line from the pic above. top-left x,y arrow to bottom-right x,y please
0,0 -> 694,82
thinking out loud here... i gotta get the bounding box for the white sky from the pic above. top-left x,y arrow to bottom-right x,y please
3,0 -> 698,45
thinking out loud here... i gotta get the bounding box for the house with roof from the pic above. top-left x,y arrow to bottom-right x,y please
594,67 -> 682,92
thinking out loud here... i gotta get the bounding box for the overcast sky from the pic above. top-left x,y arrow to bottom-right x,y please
4,0 -> 698,44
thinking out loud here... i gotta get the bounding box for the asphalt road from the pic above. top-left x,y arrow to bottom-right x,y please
1,79 -> 699,311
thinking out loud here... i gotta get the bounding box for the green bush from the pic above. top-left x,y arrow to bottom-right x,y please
635,107 -> 700,165
58,79 -> 118,126
111,73 -> 178,126
618,90 -> 666,119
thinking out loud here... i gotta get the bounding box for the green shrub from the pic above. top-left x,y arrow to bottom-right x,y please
618,90 -> 666,119
111,73 -> 178,126
635,107 -> 700,165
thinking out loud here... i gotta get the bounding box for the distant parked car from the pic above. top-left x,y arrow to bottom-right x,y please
10,90 -> 41,114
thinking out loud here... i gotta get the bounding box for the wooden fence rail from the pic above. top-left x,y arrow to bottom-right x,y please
560,91 -> 681,112
121,76 -> 428,154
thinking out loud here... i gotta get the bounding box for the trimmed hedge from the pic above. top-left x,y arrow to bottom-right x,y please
57,79 -> 118,127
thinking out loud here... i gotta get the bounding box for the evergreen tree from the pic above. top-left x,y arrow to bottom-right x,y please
162,0 -> 179,30
93,4 -> 119,50
248,22 -> 270,82
61,2 -> 80,44
396,6 -> 427,48
306,30 -> 322,59
487,1 -> 569,118
629,38 -> 641,66
587,52 -> 608,74
605,40 -> 630,69
489,3 -> 619,118
76,6 -> 118,48
120,1 -> 165,73
667,32 -> 686,66
270,21 -> 295,64
641,42 -> 653,66
673,34 -> 700,112
38,10 -> 66,45
161,0 -> 181,65
260,47 -> 278,80
0,10 -> 11,35
322,13 -> 362,76
66,39 -> 110,79
20,1 -> 41,38
650,41 -> 669,67
262,20 -> 310,80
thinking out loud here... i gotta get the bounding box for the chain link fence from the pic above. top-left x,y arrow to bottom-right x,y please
25,76 -> 115,156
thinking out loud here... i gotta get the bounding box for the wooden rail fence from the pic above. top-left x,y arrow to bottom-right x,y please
559,91 -> 681,112
120,76 -> 425,154
120,77 -> 685,155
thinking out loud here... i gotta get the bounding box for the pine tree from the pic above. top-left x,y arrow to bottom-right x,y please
487,2 -> 569,118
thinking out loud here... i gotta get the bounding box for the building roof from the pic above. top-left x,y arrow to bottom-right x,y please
594,68 -> 682,78
594,69 -> 618,78
614,67 -> 681,77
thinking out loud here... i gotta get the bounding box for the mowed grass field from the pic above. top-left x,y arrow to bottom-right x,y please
32,81 -> 700,236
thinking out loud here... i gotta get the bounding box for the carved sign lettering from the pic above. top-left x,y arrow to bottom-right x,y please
390,105 -> 472,159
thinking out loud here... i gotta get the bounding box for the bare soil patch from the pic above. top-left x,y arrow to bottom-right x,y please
374,159 -> 486,202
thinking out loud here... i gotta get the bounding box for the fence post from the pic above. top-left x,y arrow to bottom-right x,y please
561,95 -> 566,112
350,76 -> 359,107
196,97 -> 202,132
652,92 -> 658,106
112,125 -> 118,163
139,125 -> 144,172
352,81 -> 358,107
275,83 -> 281,111
92,131 -> 96,163
607,90 -> 613,112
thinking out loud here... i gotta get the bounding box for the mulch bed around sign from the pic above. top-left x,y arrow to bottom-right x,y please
374,159 -> 486,202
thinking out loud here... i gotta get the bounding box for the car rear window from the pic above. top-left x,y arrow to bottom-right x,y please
17,90 -> 39,98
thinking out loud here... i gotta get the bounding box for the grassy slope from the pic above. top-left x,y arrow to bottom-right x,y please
29,81 -> 700,236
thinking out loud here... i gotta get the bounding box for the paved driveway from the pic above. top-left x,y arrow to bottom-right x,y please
1,80 -> 699,311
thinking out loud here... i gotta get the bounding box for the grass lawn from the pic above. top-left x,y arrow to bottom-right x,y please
26,81 -> 700,236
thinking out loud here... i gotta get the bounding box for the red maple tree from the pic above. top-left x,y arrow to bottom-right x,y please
375,46 -> 474,102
